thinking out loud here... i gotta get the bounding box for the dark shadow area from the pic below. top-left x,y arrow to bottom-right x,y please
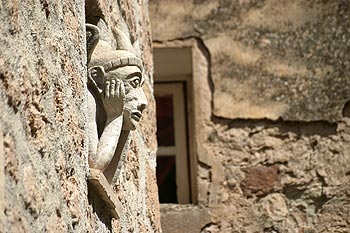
86,16 -> 102,26
283,185 -> 305,200
156,157 -> 177,203
85,0 -> 104,19
342,100 -> 350,117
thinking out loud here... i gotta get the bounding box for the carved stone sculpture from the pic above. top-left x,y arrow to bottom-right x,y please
86,24 -> 148,176
86,24 -> 148,219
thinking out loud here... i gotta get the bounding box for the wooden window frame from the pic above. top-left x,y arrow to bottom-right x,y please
155,83 -> 190,204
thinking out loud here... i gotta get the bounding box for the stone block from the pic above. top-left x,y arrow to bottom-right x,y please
88,168 -> 123,219
241,165 -> 280,197
159,204 -> 211,233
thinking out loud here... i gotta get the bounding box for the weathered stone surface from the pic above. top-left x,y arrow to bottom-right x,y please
199,119 -> 350,232
241,165 -> 280,197
0,1 -> 88,232
150,1 -> 350,232
160,204 -> 211,233
1,0 -> 159,232
0,126 -> 4,230
88,168 -> 123,219
150,0 -> 350,121
256,193 -> 289,231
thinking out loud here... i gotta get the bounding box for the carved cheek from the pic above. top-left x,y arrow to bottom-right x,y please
124,83 -> 133,95
123,82 -> 133,94
125,90 -> 137,101
124,89 -> 139,107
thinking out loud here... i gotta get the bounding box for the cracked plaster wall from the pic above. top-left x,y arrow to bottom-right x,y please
150,0 -> 350,232
1,0 -> 160,232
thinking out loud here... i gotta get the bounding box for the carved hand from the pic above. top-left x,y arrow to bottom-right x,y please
101,78 -> 125,120
87,66 -> 104,95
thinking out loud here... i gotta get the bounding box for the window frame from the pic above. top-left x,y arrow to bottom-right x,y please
154,40 -> 211,205
155,82 -> 190,204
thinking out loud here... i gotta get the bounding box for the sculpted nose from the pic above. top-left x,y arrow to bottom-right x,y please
139,103 -> 147,112
138,90 -> 148,112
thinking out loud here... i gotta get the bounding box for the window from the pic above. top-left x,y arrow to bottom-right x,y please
154,47 -> 196,204
155,83 -> 190,203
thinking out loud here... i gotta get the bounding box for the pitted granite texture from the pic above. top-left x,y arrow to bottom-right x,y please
1,0 -> 160,232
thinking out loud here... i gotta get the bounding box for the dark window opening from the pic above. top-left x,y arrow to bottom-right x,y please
156,157 -> 177,203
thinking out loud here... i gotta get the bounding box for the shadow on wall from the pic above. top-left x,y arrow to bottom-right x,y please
342,101 -> 350,118
85,0 -> 104,19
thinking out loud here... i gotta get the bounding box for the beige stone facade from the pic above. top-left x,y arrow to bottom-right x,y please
1,1 -> 159,232
150,0 -> 350,232
1,0 -> 350,233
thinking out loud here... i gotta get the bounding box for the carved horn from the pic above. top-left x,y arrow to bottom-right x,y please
114,28 -> 134,52
86,24 -> 100,63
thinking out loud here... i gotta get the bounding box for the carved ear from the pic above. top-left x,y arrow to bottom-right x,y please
86,24 -> 100,63
88,66 -> 105,92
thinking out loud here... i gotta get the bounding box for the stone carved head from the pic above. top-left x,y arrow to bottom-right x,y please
87,24 -> 148,130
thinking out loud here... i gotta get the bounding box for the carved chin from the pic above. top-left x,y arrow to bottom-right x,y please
122,111 -> 138,130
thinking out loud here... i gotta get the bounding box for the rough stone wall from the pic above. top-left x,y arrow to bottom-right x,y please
151,0 -> 350,121
1,0 -> 159,232
202,119 -> 350,232
0,1 -> 88,232
150,0 -> 350,232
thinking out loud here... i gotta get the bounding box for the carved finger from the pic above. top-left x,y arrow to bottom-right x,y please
120,81 -> 125,102
105,81 -> 110,98
115,80 -> 120,98
91,69 -> 96,76
110,79 -> 116,98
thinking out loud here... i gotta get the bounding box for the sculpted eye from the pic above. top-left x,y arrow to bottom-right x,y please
129,78 -> 141,88
126,71 -> 143,88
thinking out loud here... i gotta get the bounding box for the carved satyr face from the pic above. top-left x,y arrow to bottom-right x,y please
106,65 -> 148,130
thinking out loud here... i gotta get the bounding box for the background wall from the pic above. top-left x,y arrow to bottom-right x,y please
0,0 -> 159,232
150,0 -> 350,232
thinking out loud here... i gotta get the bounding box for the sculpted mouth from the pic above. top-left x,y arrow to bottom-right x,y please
131,111 -> 142,122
